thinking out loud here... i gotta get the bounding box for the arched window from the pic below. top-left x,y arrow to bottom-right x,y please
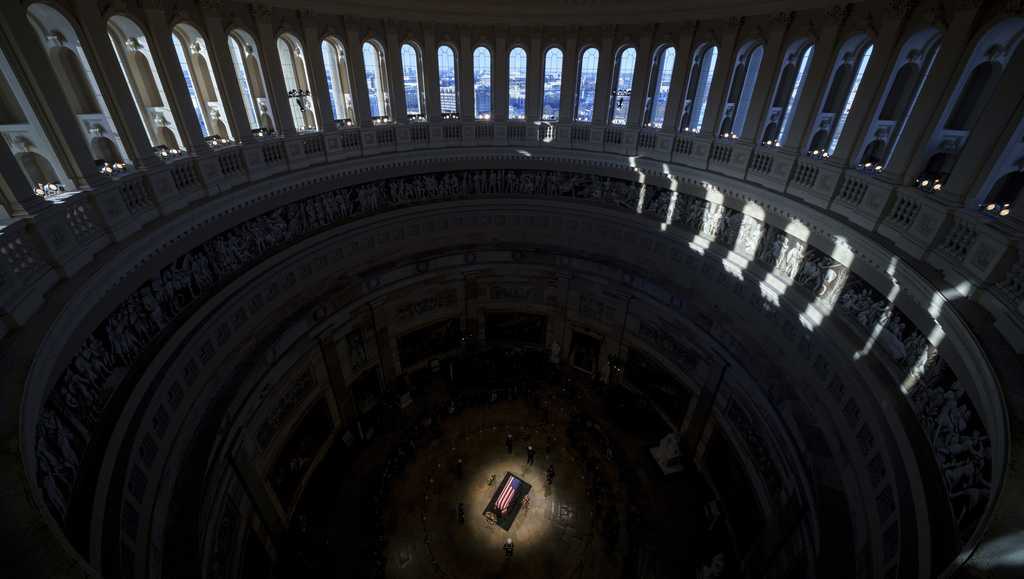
473,46 -> 492,120
917,18 -> 1024,186
400,43 -> 425,118
229,29 -> 275,132
681,44 -> 718,132
172,23 -> 233,140
0,45 -> 72,192
644,46 -> 676,128
508,47 -> 527,120
361,41 -> 391,121
720,43 -> 764,137
437,45 -> 459,116
609,47 -> 637,125
858,29 -> 940,166
108,15 -> 182,149
575,47 -> 600,122
762,41 -> 814,145
321,37 -> 355,125
277,33 -> 317,131
807,37 -> 873,155
28,3 -> 129,164
542,47 -> 563,121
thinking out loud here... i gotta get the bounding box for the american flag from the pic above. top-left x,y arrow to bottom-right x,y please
496,476 -> 521,514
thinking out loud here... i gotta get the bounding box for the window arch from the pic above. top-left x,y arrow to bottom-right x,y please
680,44 -> 718,132
917,18 -> 1024,186
762,41 -> 814,145
228,29 -> 275,133
575,47 -> 600,122
508,46 -> 527,120
542,47 -> 563,121
807,36 -> 873,155
720,43 -> 764,137
857,28 -> 941,166
277,33 -> 317,131
172,23 -> 233,140
643,45 -> 675,128
107,14 -> 182,149
473,46 -> 492,120
437,44 -> 459,117
400,43 -> 425,118
361,41 -> 391,122
0,45 -> 72,193
321,37 -> 355,125
27,3 -> 130,164
609,46 -> 637,125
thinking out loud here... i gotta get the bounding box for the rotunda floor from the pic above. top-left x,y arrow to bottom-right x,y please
278,375 -> 730,578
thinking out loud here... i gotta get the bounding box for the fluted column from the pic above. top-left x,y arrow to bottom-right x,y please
302,17 -> 333,132
256,17 -> 297,135
660,24 -> 695,133
384,25 -> 406,122
559,30 -> 578,123
423,26 -> 442,120
143,9 -> 210,151
743,16 -> 788,142
493,31 -> 509,122
781,12 -> 843,151
526,31 -> 543,122
942,48 -> 1024,205
886,6 -> 980,184
829,13 -> 904,166
70,0 -> 159,167
698,21 -> 739,136
0,2 -> 108,190
345,22 -> 372,127
625,29 -> 654,128
203,13 -> 253,141
592,27 -> 615,124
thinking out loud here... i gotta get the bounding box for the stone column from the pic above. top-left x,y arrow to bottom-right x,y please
625,28 -> 654,128
526,30 -> 544,122
301,16 -> 333,132
780,11 -> 843,151
942,48 -> 1024,205
885,6 -> 979,184
459,28 -> 475,118
203,13 -> 254,141
659,24 -> 696,133
70,0 -> 160,167
829,13 -> 904,165
559,29 -> 579,123
344,22 -> 372,128
0,2 -> 108,191
591,27 -> 615,124
384,24 -> 407,122
493,30 -> 509,122
742,15 -> 788,142
143,9 -> 211,152
256,16 -> 297,135
698,19 -> 740,136
423,26 -> 442,120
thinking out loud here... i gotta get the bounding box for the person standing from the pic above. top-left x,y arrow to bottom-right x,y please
546,464 -> 556,485
526,445 -> 536,465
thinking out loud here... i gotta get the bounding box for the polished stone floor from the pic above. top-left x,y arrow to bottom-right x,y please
282,376 -> 729,578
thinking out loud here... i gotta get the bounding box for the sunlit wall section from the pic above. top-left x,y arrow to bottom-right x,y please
171,23 -> 233,140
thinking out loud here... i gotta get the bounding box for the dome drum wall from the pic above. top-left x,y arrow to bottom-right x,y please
0,0 -> 1022,577
11,158 -> 1004,578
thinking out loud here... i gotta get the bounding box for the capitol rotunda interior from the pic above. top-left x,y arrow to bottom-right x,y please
1,0 -> 1024,578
